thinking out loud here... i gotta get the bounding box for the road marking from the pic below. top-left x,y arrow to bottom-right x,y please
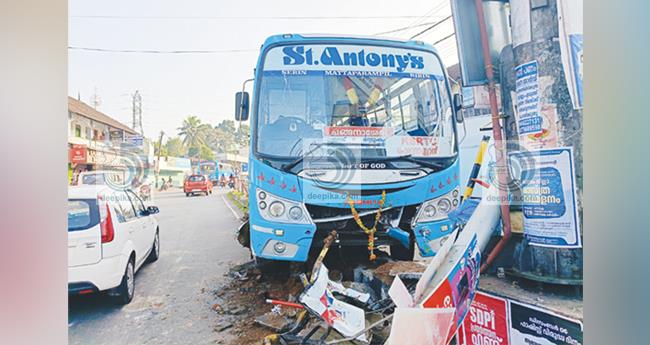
221,193 -> 242,219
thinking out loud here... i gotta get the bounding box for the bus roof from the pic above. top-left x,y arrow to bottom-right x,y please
260,33 -> 439,55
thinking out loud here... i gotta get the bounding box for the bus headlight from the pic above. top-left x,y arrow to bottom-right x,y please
256,188 -> 312,224
437,198 -> 452,213
424,205 -> 436,218
413,188 -> 460,224
268,201 -> 285,217
288,206 -> 303,221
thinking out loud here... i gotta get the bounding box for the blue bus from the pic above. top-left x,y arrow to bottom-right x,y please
235,34 -> 465,263
196,160 -> 234,184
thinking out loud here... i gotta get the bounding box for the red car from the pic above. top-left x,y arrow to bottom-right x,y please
184,175 -> 213,196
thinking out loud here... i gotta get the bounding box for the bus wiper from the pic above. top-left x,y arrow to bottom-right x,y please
281,142 -> 329,172
366,155 -> 447,170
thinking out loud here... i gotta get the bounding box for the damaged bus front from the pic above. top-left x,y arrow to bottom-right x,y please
235,34 -> 465,263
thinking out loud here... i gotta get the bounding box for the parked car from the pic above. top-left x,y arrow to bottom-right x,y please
77,170 -> 127,187
183,174 -> 213,196
68,185 -> 160,304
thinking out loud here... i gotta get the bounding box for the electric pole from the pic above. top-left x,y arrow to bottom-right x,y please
90,87 -> 102,109
132,90 -> 144,135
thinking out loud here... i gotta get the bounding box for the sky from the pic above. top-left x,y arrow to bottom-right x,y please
68,0 -> 458,141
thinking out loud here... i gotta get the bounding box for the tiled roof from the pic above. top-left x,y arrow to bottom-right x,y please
68,96 -> 136,134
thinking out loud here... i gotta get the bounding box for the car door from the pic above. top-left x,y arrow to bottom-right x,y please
126,190 -> 155,264
113,190 -> 146,265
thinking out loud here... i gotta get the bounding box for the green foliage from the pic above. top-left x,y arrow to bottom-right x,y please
164,137 -> 186,157
199,144 -> 215,161
167,116 -> 249,159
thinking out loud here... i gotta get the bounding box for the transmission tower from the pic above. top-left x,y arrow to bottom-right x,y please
131,90 -> 144,135
90,87 -> 102,109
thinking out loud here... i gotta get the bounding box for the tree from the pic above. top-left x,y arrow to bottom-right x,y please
178,115 -> 211,157
164,137 -> 186,157
199,144 -> 215,161
206,120 -> 249,154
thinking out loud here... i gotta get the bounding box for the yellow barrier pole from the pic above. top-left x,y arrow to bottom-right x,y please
462,135 -> 490,202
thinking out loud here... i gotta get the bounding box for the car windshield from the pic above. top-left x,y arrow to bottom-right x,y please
81,172 -> 124,185
255,44 -> 456,161
188,175 -> 205,182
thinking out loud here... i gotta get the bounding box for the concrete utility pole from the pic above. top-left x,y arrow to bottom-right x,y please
499,0 -> 583,285
132,90 -> 144,135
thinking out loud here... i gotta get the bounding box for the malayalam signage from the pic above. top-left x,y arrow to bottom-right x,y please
509,301 -> 583,345
515,61 -> 542,136
457,292 -> 510,345
510,148 -> 581,248
69,144 -> 87,164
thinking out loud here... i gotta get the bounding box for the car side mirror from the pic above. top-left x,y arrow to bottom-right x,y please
235,91 -> 249,121
146,206 -> 159,215
453,93 -> 465,123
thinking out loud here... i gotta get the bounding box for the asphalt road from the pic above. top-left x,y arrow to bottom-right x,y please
68,188 -> 250,345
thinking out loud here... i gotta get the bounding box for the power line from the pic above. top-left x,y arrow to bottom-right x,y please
68,46 -> 258,54
374,2 -> 448,36
409,15 -> 452,40
70,15 -> 431,20
433,32 -> 456,46
374,21 -> 438,36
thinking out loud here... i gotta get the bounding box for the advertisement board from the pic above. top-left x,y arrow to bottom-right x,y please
422,234 -> 481,343
510,148 -> 581,248
509,301 -> 583,345
515,61 -> 542,136
457,292 -> 510,345
69,144 -> 87,164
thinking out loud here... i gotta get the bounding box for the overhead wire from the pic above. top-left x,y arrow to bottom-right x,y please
70,15 -> 432,20
409,15 -> 452,40
68,46 -> 258,54
373,2 -> 446,37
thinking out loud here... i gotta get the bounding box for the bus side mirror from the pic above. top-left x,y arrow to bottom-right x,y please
235,91 -> 249,121
453,93 -> 464,123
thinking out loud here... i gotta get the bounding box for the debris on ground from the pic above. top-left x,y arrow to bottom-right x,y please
209,231 -> 421,344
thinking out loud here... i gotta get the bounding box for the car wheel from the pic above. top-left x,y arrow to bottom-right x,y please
185,192 -> 190,197
147,231 -> 160,263
114,259 -> 135,305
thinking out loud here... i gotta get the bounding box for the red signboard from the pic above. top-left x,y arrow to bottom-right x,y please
69,144 -> 87,164
457,292 -> 510,345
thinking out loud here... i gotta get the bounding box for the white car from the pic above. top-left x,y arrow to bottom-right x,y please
77,170 -> 127,186
68,185 -> 160,304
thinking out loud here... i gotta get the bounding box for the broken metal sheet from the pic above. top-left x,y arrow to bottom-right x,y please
328,280 -> 371,304
414,229 -> 458,303
300,265 -> 367,342
386,307 -> 455,345
388,275 -> 413,308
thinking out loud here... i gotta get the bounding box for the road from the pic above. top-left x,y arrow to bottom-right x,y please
68,188 -> 250,345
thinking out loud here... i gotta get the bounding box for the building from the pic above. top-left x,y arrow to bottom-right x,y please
157,156 -> 192,188
68,96 -> 152,184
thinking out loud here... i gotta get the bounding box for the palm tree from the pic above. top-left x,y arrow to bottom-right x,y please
177,116 -> 210,155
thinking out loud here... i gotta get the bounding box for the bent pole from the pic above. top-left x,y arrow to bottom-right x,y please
472,0 -> 512,272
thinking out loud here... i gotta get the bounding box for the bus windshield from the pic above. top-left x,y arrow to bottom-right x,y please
255,44 -> 456,161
